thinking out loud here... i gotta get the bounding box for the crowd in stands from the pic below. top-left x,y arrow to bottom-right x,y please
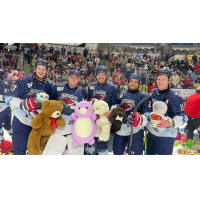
1,43 -> 200,95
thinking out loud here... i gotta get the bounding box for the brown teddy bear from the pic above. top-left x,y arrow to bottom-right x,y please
108,107 -> 127,136
177,148 -> 191,155
27,100 -> 66,155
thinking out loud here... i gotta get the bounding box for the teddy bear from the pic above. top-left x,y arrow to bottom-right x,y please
91,99 -> 111,142
27,100 -> 66,155
149,101 -> 172,131
108,107 -> 127,136
177,148 -> 191,155
71,100 -> 96,145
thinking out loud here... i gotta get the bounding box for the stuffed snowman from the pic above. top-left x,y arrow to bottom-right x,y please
150,101 -> 172,131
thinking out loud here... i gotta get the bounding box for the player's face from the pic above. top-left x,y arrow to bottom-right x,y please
35,65 -> 47,80
68,75 -> 80,88
156,75 -> 169,90
128,79 -> 140,90
96,73 -> 107,84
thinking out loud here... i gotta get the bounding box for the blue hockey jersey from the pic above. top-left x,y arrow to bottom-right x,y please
0,80 -> 12,112
50,83 -> 87,132
116,90 -> 151,136
88,82 -> 118,109
7,76 -> 54,125
50,83 -> 87,116
146,88 -> 188,138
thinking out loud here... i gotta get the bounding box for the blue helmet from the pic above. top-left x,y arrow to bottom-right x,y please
128,73 -> 141,83
156,69 -> 172,80
34,59 -> 48,70
96,66 -> 108,76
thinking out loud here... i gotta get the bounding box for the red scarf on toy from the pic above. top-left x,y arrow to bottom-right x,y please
49,117 -> 58,130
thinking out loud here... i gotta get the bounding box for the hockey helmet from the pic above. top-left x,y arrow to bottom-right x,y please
96,66 -> 108,76
156,69 -> 172,80
34,59 -> 48,70
128,73 -> 141,83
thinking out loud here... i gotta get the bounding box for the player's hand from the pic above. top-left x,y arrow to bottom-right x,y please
160,119 -> 173,128
104,111 -> 111,118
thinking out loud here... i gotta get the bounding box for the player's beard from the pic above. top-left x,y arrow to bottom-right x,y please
35,72 -> 47,82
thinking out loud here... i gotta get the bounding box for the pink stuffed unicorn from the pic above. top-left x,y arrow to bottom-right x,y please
71,100 -> 96,145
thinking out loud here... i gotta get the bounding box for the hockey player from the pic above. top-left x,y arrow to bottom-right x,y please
146,69 -> 188,155
49,70 -> 87,155
0,70 -> 12,143
113,74 -> 151,155
7,60 -> 54,155
87,66 -> 119,155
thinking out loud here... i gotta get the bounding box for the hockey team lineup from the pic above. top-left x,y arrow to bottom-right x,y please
0,60 -> 197,155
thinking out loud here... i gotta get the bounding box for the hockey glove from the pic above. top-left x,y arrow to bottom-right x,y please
128,112 -> 143,128
21,97 -> 42,112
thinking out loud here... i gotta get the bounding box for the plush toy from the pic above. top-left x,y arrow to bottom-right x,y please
108,107 -> 127,136
177,148 -> 191,155
176,131 -> 181,140
29,93 -> 49,118
27,100 -> 66,155
0,140 -> 13,154
182,139 -> 194,150
91,99 -> 111,141
71,100 -> 96,145
149,101 -> 172,131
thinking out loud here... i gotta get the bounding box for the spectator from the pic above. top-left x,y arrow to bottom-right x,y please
148,82 -> 157,93
171,72 -> 180,86
192,53 -> 197,65
114,76 -> 120,85
40,44 -> 46,53
61,46 -> 66,56
184,87 -> 200,140
55,47 -> 60,55
49,45 -> 54,54
186,68 -> 193,76
193,80 -> 200,89
17,71 -> 23,79
184,74 -> 190,88
83,47 -> 88,58
195,60 -> 200,73
52,51 -> 59,62
12,72 -> 18,85
46,54 -> 53,60
21,43 -> 25,51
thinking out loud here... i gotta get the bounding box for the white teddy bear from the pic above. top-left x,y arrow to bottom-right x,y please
150,101 -> 172,131
91,99 -> 111,142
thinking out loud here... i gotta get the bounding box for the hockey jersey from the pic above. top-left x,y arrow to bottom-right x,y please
146,88 -> 188,138
7,76 -> 54,125
116,90 -> 151,136
0,80 -> 12,112
88,82 -> 119,109
50,83 -> 87,133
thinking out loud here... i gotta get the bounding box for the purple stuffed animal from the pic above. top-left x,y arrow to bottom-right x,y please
71,100 -> 96,145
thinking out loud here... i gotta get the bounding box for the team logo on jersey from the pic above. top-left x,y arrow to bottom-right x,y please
93,90 -> 106,100
61,93 -> 78,106
121,99 -> 135,111
27,82 -> 33,88
57,87 -> 64,91
27,89 -> 45,97
175,92 -> 181,97
150,113 -> 162,121
119,94 -> 123,99
90,86 -> 95,90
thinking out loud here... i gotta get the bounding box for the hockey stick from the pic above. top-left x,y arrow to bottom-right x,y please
128,93 -> 152,155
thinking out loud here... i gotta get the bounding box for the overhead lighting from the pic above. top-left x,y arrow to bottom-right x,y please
174,49 -> 176,50
149,48 -> 150,49
181,49 -> 182,51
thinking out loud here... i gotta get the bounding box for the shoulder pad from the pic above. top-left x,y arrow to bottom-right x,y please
175,91 -> 181,97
